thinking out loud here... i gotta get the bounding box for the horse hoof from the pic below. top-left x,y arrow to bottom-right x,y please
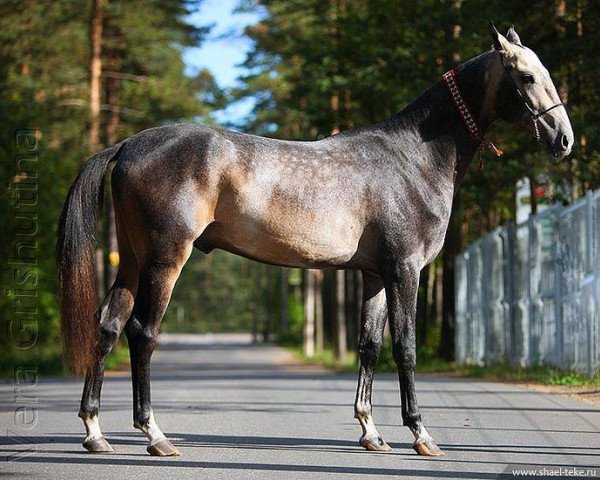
82,436 -> 114,453
413,439 -> 444,456
359,435 -> 392,452
147,438 -> 181,457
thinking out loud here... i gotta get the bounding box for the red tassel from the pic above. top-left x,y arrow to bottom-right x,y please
487,141 -> 503,156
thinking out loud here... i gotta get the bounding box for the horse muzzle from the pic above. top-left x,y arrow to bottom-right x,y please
549,129 -> 574,158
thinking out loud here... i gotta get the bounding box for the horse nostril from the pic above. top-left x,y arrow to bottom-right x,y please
561,134 -> 570,150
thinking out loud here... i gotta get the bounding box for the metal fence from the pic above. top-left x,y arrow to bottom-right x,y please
455,190 -> 600,377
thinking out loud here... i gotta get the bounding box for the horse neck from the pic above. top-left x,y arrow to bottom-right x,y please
388,51 -> 499,190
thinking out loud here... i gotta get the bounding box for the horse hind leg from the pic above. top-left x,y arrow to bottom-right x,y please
354,273 -> 391,452
79,205 -> 138,453
79,267 -> 138,452
125,239 -> 193,456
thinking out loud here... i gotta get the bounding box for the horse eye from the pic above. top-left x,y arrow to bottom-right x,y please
522,74 -> 535,84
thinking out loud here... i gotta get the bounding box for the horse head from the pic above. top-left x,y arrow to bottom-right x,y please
490,23 -> 574,158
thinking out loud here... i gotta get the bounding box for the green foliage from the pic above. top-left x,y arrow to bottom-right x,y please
289,340 -> 600,387
104,338 -> 131,372
165,250 -> 270,333
234,0 -> 600,364
286,290 -> 305,340
0,0 -> 219,376
3,0 -> 600,377
285,344 -> 357,372
237,0 -> 600,237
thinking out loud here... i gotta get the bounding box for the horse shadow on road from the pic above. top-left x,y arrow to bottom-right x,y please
1,432 -> 599,479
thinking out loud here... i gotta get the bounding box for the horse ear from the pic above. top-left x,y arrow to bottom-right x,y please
506,25 -> 522,45
490,21 -> 512,51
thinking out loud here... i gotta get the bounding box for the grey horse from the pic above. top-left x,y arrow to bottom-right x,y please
57,24 -> 572,457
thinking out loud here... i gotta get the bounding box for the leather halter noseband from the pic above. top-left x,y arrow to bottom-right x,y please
442,69 -> 503,156
443,61 -> 566,153
500,57 -> 566,144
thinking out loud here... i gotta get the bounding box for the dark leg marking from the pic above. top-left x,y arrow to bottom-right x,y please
354,273 -> 391,452
79,278 -> 136,453
384,262 -> 443,457
125,242 -> 192,456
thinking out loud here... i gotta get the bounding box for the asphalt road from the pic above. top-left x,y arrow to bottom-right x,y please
1,334 -> 599,480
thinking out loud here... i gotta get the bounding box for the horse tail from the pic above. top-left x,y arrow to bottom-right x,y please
57,142 -> 124,373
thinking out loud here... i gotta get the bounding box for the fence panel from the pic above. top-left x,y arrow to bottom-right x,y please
529,208 -> 560,366
512,221 -> 530,367
466,241 -> 485,364
455,192 -> 599,377
558,200 -> 589,372
455,254 -> 468,363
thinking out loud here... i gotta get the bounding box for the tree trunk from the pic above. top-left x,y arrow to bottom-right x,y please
343,89 -> 353,130
427,262 -> 436,331
279,268 -> 289,336
262,267 -> 274,342
335,269 -> 347,362
435,260 -> 443,333
105,51 -> 120,290
314,270 -> 324,353
330,90 -> 340,135
303,269 -> 315,357
572,0 -> 583,200
438,0 -> 463,361
88,0 -> 103,153
252,266 -> 261,343
292,269 -> 302,315
89,0 -> 104,300
354,270 -> 363,347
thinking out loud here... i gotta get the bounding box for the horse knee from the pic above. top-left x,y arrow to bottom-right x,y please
138,327 -> 158,351
358,338 -> 383,364
96,287 -> 134,356
392,343 -> 416,371
98,320 -> 121,356
125,319 -> 157,352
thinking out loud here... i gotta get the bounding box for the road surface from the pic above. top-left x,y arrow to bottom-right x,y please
1,334 -> 599,479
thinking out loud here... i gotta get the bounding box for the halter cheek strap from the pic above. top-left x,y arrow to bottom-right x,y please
442,69 -> 503,157
500,58 -> 566,144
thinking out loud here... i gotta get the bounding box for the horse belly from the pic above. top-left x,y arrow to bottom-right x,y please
204,196 -> 362,268
241,217 -> 359,267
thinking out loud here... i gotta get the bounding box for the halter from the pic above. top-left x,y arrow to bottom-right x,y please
442,69 -> 503,157
500,57 -> 566,144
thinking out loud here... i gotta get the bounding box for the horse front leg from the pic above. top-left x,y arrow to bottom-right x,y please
354,272 -> 391,452
384,262 -> 444,456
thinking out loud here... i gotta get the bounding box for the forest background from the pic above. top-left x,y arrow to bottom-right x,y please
1,0 -> 598,374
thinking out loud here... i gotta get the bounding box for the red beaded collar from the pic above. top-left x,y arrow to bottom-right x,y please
442,69 -> 503,157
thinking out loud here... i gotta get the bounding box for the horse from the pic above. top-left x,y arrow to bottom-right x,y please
57,24 -> 573,457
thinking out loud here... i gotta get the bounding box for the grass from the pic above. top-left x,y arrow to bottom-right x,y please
0,345 -> 64,379
416,359 -> 600,386
284,341 -> 600,387
285,344 -> 357,371
105,340 -> 131,372
0,340 -> 130,380
3,334 -> 595,388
